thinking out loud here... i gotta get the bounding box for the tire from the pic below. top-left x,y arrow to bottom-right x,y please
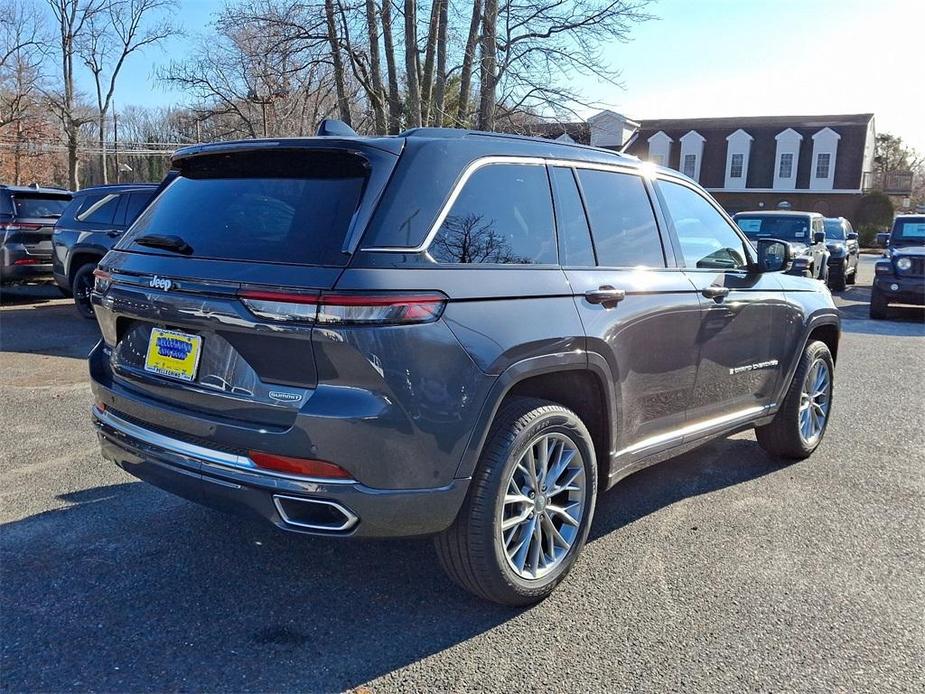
828,262 -> 846,292
846,262 -> 857,284
71,262 -> 97,320
869,286 -> 888,320
756,340 -> 834,460
434,397 -> 598,606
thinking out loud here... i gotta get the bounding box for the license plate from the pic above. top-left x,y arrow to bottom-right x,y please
144,328 -> 202,382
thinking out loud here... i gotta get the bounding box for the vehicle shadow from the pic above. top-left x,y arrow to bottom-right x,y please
834,282 -> 925,336
0,302 -> 99,358
0,282 -> 63,307
1,436 -> 781,692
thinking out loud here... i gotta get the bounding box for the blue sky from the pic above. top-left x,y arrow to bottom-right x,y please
98,0 -> 925,151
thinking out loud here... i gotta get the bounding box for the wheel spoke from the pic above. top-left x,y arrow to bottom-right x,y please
546,502 -> 580,527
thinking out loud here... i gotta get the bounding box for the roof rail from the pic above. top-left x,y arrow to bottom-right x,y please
316,119 -> 358,137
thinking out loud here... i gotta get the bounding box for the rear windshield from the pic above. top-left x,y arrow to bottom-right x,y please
735,215 -> 810,241
12,194 -> 70,219
122,150 -> 368,266
891,217 -> 925,240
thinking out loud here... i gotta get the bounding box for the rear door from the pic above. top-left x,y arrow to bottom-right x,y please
96,145 -> 399,430
653,177 -> 792,425
556,165 -> 703,466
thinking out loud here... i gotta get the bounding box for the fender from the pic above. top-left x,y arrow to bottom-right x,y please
771,308 -> 840,409
453,351 -> 619,480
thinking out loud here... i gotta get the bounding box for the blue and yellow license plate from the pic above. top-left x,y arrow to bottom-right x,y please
144,328 -> 203,382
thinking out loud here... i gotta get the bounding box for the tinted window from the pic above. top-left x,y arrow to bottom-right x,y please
892,217 -> 925,240
576,169 -> 664,268
1,193 -> 13,216
660,180 -> 748,270
123,151 -> 367,266
735,215 -> 811,241
549,167 -> 594,266
823,218 -> 846,239
124,191 -> 155,225
78,193 -> 120,225
12,195 -> 69,218
430,163 -> 556,264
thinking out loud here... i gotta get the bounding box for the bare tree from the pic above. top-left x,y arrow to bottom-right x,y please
363,0 -> 387,133
455,0 -> 481,126
1,0 -> 49,183
380,0 -> 401,132
45,0 -> 106,190
79,0 -> 177,184
476,0 -> 498,130
324,0 -> 352,125
402,0 -> 420,128
431,0 -> 447,126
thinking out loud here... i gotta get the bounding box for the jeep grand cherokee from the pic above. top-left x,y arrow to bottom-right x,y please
89,123 -> 840,605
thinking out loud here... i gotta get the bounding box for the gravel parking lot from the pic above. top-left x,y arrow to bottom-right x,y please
1,256 -> 923,692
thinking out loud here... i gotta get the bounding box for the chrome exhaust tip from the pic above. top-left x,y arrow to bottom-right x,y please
272,495 -> 358,532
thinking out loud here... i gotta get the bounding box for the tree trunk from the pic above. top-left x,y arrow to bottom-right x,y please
433,0 -> 448,126
380,0 -> 402,133
14,119 -> 22,185
477,0 -> 499,131
324,0 -> 352,126
456,0 -> 482,126
364,0 -> 387,134
402,0 -> 421,128
420,0 -> 440,125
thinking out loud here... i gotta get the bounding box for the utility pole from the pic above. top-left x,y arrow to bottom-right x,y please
113,101 -> 120,184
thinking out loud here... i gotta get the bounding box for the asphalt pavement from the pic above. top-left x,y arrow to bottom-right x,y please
1,256 -> 923,692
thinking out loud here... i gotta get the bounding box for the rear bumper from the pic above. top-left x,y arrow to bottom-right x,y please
1,244 -> 53,281
92,405 -> 470,538
874,276 -> 925,305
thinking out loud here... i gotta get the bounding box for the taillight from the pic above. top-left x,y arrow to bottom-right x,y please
248,451 -> 353,480
2,222 -> 42,232
13,257 -> 40,265
93,268 -> 112,292
238,289 -> 447,325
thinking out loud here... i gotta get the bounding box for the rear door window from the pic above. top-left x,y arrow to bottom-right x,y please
575,169 -> 665,268
429,163 -> 557,264
122,150 -> 369,266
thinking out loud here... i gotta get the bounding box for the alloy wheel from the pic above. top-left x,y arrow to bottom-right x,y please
798,358 -> 831,445
499,432 -> 586,580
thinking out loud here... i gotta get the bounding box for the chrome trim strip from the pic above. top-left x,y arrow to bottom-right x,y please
92,406 -> 356,485
615,405 -> 768,457
360,155 -> 647,253
273,494 -> 358,532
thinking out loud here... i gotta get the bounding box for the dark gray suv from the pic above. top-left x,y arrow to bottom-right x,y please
89,125 -> 840,605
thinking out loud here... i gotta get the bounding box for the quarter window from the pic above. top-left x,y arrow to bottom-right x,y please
729,153 -> 744,179
659,179 -> 748,270
576,169 -> 664,268
429,163 -> 557,264
815,153 -> 831,178
779,153 -> 794,179
77,193 -> 120,225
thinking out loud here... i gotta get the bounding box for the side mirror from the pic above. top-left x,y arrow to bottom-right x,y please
876,232 -> 890,248
756,238 -> 791,273
846,231 -> 858,240
813,230 -> 826,244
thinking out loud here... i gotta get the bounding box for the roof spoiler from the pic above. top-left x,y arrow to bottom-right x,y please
317,119 -> 358,138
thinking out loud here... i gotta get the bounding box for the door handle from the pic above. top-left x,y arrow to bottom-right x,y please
701,285 -> 730,301
105,229 -> 123,237
585,286 -> 626,307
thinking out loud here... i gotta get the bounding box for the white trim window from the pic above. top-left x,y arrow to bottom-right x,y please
773,128 -> 802,190
778,152 -> 794,179
678,130 -> 705,182
724,129 -> 753,189
810,127 -> 840,191
647,131 -> 673,167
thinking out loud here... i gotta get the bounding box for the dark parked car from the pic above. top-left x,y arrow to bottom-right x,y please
733,210 -> 831,283
1,184 -> 72,284
89,124 -> 840,605
52,183 -> 158,317
822,216 -> 859,291
870,214 -> 925,319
